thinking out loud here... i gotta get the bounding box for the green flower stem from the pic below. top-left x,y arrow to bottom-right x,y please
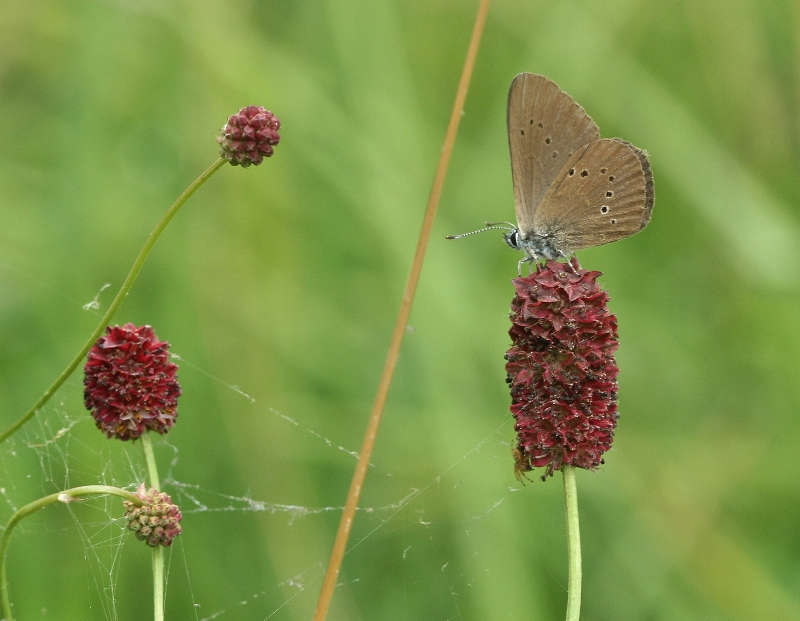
141,433 -> 164,621
0,485 -> 141,621
563,465 -> 582,621
152,546 -> 165,621
141,432 -> 161,491
0,157 -> 227,445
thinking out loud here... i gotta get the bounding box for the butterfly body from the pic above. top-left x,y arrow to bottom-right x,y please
502,227 -> 563,262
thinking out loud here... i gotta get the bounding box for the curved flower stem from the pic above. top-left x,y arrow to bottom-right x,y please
0,485 -> 141,621
563,466 -> 582,621
311,1 -> 491,619
0,157 -> 227,445
141,433 -> 164,621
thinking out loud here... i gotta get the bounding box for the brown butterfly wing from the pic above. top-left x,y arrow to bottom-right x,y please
507,73 -> 601,235
532,138 -> 654,251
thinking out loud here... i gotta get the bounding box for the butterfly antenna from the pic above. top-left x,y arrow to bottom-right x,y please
445,223 -> 516,240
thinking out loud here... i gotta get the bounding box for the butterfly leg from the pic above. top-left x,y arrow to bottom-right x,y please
518,250 -> 538,276
558,251 -> 579,274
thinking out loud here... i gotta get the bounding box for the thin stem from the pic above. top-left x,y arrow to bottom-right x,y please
141,433 -> 164,621
0,157 -> 227,445
563,465 -> 582,621
152,547 -> 165,621
141,433 -> 161,491
0,485 -> 141,621
311,1 -> 491,619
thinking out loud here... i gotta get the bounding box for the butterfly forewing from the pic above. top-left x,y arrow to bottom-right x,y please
532,138 -> 654,251
507,73 -> 601,235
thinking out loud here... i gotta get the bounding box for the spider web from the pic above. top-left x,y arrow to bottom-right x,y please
0,266 -> 566,621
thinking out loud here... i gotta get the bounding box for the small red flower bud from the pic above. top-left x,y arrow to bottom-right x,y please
506,258 -> 619,481
83,324 -> 181,441
217,106 -> 281,167
123,484 -> 183,547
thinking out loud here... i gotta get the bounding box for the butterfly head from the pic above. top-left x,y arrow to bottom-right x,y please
503,228 -> 523,251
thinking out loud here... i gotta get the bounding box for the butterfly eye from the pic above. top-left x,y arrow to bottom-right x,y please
608,175 -> 615,181
580,170 -> 589,177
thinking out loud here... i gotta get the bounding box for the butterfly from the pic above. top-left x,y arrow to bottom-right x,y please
448,73 -> 654,274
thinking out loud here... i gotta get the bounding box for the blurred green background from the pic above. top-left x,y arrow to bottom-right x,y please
1,0 -> 799,619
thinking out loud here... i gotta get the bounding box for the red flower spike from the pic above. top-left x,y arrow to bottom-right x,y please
506,257 -> 619,481
83,324 -> 181,441
217,106 -> 281,167
122,484 -> 183,547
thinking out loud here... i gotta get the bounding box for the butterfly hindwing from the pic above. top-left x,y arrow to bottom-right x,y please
532,138 -> 654,251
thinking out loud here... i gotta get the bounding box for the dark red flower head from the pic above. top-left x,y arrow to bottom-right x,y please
217,105 -> 281,167
506,258 -> 619,481
83,323 -> 180,441
123,484 -> 183,547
